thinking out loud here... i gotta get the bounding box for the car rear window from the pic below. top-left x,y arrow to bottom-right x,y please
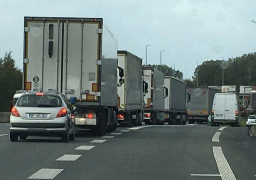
248,115 -> 256,119
17,94 -> 62,107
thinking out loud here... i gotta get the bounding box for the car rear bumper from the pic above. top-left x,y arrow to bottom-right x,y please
10,123 -> 68,134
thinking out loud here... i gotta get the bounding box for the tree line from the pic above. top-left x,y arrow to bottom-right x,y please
0,51 -> 255,111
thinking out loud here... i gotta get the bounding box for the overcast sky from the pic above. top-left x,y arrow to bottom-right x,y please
0,0 -> 256,79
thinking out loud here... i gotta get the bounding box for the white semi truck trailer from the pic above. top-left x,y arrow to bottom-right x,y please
117,51 -> 144,127
164,77 -> 188,125
143,67 -> 166,125
23,17 -> 119,135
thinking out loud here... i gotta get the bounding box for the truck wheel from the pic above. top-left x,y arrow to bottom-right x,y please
138,111 -> 143,126
113,110 -> 117,131
10,132 -> 18,142
125,112 -> 132,127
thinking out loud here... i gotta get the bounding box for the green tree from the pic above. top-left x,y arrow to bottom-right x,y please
0,52 -> 22,111
143,64 -> 183,79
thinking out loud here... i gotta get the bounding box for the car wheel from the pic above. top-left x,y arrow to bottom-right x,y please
20,135 -> 28,140
10,132 -> 18,142
61,132 -> 69,142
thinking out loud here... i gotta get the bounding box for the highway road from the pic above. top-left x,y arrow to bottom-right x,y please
0,123 -> 256,180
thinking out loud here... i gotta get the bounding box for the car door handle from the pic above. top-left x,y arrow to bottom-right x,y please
225,110 -> 229,111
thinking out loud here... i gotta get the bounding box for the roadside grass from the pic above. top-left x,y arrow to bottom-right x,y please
239,117 -> 247,127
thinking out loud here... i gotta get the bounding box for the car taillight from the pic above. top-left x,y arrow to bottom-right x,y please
11,107 -> 20,117
118,114 -> 124,119
56,108 -> 67,118
145,113 -> 151,117
87,113 -> 93,119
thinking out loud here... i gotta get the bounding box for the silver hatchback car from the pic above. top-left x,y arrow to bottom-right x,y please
10,91 -> 75,142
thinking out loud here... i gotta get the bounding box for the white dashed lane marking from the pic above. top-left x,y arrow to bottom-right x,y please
56,154 -> 81,161
218,127 -> 227,131
0,134 -> 8,137
120,130 -> 130,133
101,136 -> 114,138
90,140 -> 106,143
212,132 -> 221,142
111,133 -> 122,135
28,168 -> 63,179
213,146 -> 237,180
75,146 -> 95,150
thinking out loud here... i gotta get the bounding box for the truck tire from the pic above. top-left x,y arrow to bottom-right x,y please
138,111 -> 143,126
125,112 -> 132,127
95,111 -> 107,136
113,110 -> 117,131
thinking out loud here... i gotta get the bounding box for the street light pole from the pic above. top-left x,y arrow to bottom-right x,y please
160,50 -> 165,65
146,45 -> 150,65
196,61 -> 199,87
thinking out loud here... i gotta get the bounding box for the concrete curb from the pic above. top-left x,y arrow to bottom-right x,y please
0,112 -> 10,123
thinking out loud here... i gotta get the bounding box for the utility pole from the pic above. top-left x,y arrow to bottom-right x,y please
160,50 -> 165,65
146,45 -> 150,65
196,62 -> 199,87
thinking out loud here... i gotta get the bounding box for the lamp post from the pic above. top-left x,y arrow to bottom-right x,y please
160,50 -> 165,65
196,61 -> 199,87
146,45 -> 150,65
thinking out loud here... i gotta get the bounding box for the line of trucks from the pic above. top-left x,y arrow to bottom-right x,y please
16,16 -> 189,135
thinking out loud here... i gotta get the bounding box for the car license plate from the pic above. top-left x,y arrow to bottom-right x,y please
215,114 -> 224,118
29,113 -> 48,118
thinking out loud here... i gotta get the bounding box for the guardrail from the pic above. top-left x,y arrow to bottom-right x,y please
0,112 -> 10,123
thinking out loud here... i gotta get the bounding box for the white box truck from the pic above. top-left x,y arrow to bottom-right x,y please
117,51 -> 144,127
211,93 -> 240,126
143,67 -> 166,125
23,17 -> 118,135
164,77 -> 188,125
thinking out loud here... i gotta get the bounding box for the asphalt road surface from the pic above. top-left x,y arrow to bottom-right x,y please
0,123 -> 256,180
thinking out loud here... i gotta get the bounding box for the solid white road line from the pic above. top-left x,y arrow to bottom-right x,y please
0,134 -> 8,137
28,168 -> 63,179
191,174 -> 221,177
213,146 -> 237,180
212,132 -> 221,142
101,136 -> 114,138
90,140 -> 106,143
218,127 -> 227,131
75,146 -> 95,150
56,154 -> 81,161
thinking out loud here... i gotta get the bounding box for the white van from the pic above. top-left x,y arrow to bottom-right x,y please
211,93 -> 240,126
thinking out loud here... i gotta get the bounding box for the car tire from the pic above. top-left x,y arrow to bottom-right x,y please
20,135 -> 28,140
61,132 -> 69,142
10,133 -> 18,142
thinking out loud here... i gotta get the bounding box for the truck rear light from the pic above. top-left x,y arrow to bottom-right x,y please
11,107 -> 20,117
235,110 -> 238,116
56,108 -> 67,118
118,114 -> 124,119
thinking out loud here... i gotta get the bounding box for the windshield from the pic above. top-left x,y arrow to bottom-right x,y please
248,115 -> 256,119
17,94 -> 62,107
